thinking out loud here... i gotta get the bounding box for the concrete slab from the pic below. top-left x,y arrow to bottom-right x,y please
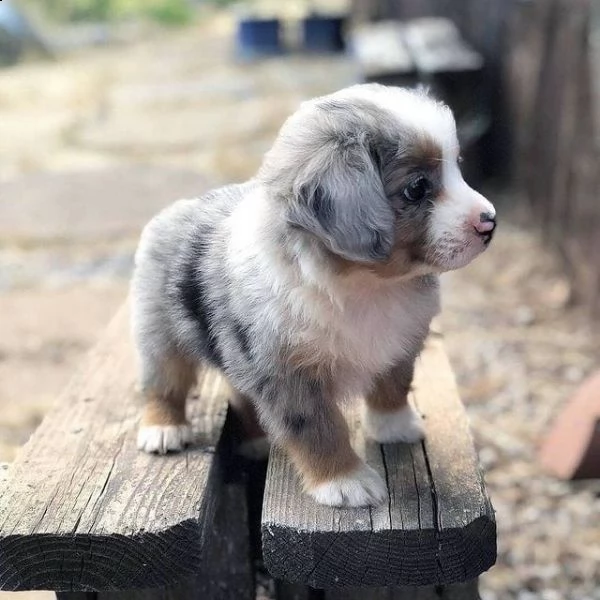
0,166 -> 211,242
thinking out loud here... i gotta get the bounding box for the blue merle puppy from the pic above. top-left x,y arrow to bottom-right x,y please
131,84 -> 496,507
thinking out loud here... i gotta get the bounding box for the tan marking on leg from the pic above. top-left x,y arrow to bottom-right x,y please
141,392 -> 188,426
281,406 -> 360,488
140,355 -> 197,427
366,364 -> 412,414
287,441 -> 361,488
364,361 -> 425,445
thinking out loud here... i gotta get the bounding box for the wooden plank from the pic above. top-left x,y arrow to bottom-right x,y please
262,409 -> 389,588
0,305 -> 231,592
410,337 -> 495,578
194,479 -> 254,600
66,481 -> 254,600
261,333 -> 496,589
58,586 -> 199,599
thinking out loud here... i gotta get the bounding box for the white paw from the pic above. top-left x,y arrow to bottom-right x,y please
238,436 -> 271,460
363,404 -> 425,444
137,424 -> 193,454
308,462 -> 388,507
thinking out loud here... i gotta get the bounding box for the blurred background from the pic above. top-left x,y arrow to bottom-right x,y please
0,0 -> 598,598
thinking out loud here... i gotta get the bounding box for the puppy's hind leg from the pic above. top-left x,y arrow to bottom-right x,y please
136,352 -> 197,454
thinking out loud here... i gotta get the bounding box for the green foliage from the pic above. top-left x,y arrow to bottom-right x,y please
145,0 -> 194,26
33,0 -> 195,26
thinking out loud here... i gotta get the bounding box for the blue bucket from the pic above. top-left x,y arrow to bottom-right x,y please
301,15 -> 345,53
236,18 -> 282,59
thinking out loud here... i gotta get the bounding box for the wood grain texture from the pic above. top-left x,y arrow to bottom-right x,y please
193,480 -> 254,600
262,334 -> 496,588
0,305 -> 232,592
58,480 -> 254,600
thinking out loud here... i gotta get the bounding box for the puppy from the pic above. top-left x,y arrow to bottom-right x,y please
131,84 -> 496,507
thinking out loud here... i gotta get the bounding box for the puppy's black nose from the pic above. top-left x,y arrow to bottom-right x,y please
474,212 -> 496,244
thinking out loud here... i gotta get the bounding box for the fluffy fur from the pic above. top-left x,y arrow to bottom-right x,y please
131,84 -> 496,507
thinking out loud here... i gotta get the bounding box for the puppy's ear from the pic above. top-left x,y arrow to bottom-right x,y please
288,140 -> 394,263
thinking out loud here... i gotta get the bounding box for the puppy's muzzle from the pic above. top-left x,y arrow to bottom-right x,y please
474,212 -> 496,245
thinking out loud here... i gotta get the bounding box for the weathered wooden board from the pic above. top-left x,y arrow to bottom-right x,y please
0,306 -> 232,592
192,478 -> 254,600
56,479 -> 254,600
262,334 -> 496,589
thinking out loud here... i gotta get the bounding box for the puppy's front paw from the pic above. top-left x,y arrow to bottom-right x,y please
363,404 -> 425,444
137,424 -> 193,454
308,462 -> 388,507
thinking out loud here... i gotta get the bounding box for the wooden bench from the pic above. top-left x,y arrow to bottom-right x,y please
0,307 -> 254,599
262,331 -> 496,599
0,309 -> 496,598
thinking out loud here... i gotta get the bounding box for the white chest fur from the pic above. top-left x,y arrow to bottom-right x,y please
227,190 -> 440,396
291,275 -> 439,376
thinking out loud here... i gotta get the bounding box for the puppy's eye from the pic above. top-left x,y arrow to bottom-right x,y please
403,177 -> 431,203
457,155 -> 464,165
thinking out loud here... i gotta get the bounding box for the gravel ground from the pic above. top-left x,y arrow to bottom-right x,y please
0,12 -> 598,600
442,209 -> 600,600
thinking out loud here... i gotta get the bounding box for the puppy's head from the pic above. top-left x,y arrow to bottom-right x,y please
258,84 -> 496,277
